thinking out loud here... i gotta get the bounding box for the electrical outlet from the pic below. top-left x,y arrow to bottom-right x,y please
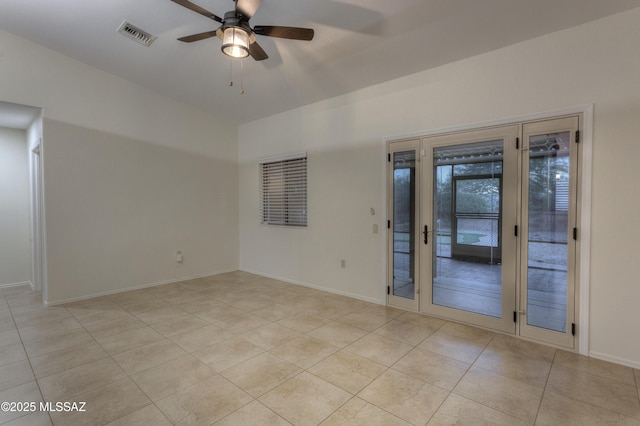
340,259 -> 346,268
176,250 -> 183,263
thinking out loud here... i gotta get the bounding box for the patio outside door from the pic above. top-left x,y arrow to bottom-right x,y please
421,126 -> 518,333
387,115 -> 581,348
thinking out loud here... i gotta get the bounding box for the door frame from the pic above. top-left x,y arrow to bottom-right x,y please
383,105 -> 592,354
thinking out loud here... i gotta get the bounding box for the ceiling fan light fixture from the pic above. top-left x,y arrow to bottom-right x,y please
221,27 -> 250,58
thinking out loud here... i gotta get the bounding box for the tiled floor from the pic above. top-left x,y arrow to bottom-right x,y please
1,271 -> 639,425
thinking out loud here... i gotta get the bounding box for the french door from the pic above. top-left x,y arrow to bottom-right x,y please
387,116 -> 581,348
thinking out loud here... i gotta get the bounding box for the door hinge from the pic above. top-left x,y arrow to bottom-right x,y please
387,220 -> 391,229
423,225 -> 428,244
573,228 -> 578,240
516,137 -> 520,149
388,153 -> 391,162
575,130 -> 580,144
513,311 -> 517,323
387,286 -> 390,295
571,323 -> 576,336
514,225 -> 518,237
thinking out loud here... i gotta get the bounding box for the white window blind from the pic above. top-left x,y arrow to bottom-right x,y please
260,154 -> 307,227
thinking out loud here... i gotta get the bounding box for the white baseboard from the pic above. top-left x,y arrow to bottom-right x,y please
588,350 -> 640,370
239,268 -> 385,305
45,269 -> 237,306
0,281 -> 32,290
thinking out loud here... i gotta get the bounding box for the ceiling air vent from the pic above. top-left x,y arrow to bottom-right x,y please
117,21 -> 157,47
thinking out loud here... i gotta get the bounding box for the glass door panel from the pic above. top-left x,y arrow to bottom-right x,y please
526,131 -> 570,331
422,126 -> 518,334
520,117 -> 578,348
388,140 -> 420,310
433,141 -> 503,318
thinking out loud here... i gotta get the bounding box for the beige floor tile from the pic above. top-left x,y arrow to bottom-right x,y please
487,333 -> 556,362
554,350 -> 636,386
276,312 -> 332,333
536,390 -> 640,426
396,312 -> 447,331
270,335 -> 339,369
308,322 -> 369,348
134,305 -> 190,325
156,375 -> 253,425
214,312 -> 272,335
228,296 -> 274,312
49,377 -> 150,426
222,353 -> 302,397
0,329 -> 21,349
345,333 -> 412,367
251,303 -> 299,321
150,314 -> 210,337
453,366 -> 544,423
418,321 -> 493,364
308,350 -> 387,394
96,325 -> 165,355
474,346 -> 551,388
192,337 -> 264,372
214,401 -> 291,426
373,318 -> 436,346
359,369 -> 448,426
337,311 -> 391,332
12,305 -> 72,328
30,341 -> 108,378
73,306 -> 133,327
105,404 -> 172,426
2,410 -> 52,426
427,394 -> 529,425
546,365 -> 640,420
0,381 -> 44,424
0,360 -> 34,392
357,304 -> 406,320
22,328 -> 94,357
0,342 -> 27,367
194,305 -> 245,323
130,354 -> 215,401
83,316 -> 147,340
112,339 -> 188,375
17,316 -> 82,342
38,357 -> 126,402
175,299 -> 222,314
240,323 -> 302,350
320,397 -> 411,426
169,323 -> 233,353
120,297 -> 171,315
392,347 -> 469,391
63,297 -> 119,316
259,372 -> 351,426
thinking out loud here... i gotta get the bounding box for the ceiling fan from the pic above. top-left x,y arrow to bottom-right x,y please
171,0 -> 314,61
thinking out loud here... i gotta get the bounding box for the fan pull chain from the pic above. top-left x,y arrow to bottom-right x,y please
240,59 -> 245,94
228,58 -> 245,94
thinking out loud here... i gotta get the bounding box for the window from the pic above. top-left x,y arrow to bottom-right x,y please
259,153 -> 307,227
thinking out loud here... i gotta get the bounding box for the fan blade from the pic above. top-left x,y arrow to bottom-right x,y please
253,26 -> 314,41
249,40 -> 268,61
236,0 -> 262,19
177,30 -> 218,42
170,0 -> 223,23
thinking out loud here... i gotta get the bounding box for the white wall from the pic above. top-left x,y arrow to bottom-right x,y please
0,29 -> 239,303
239,8 -> 640,367
0,127 -> 31,286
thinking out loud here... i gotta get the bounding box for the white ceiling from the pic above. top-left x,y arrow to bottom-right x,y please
1,0 -> 639,125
